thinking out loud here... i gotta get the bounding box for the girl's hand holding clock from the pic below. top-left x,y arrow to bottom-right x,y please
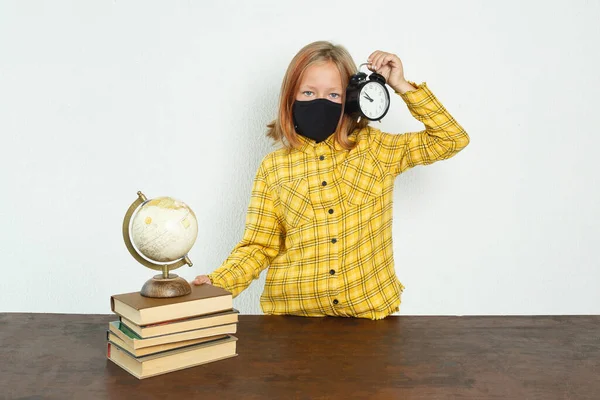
367,50 -> 416,94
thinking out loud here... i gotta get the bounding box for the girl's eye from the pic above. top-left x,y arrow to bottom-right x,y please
330,93 -> 340,99
302,91 -> 314,96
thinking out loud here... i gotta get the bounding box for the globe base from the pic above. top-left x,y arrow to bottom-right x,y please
140,273 -> 192,298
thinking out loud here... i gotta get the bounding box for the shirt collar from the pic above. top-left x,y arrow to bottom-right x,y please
295,130 -> 358,154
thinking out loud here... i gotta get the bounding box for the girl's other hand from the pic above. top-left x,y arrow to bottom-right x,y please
190,275 -> 212,285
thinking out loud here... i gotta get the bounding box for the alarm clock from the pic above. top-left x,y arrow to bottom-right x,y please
345,62 -> 391,121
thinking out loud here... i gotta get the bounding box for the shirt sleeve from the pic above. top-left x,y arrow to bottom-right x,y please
370,81 -> 470,177
207,162 -> 282,297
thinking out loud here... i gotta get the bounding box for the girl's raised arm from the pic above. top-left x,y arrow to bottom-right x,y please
370,81 -> 470,177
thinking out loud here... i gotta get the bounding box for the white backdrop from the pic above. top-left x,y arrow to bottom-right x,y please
1,0 -> 598,315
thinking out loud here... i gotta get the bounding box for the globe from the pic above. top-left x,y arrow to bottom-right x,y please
131,196 -> 198,263
122,191 -> 198,298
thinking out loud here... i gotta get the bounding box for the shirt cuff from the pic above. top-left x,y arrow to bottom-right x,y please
206,272 -> 223,288
394,81 -> 429,103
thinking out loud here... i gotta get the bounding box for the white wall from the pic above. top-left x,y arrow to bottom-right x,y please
1,0 -> 598,315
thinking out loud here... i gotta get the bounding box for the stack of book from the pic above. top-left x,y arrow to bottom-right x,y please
106,283 -> 239,379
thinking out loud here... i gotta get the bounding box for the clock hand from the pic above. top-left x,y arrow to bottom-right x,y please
363,94 -> 374,102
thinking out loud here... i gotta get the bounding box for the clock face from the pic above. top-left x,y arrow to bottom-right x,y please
359,81 -> 390,120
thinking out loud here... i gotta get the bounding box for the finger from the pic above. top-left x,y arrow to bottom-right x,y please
373,52 -> 388,71
384,53 -> 400,69
367,50 -> 380,64
367,50 -> 382,70
378,54 -> 395,72
370,51 -> 381,69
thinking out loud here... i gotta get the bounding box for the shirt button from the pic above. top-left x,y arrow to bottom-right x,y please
333,299 -> 339,305
329,269 -> 335,275
322,181 -> 327,186
331,238 -> 337,244
328,208 -> 334,214
319,155 -> 325,160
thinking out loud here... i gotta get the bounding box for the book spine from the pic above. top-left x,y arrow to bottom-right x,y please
107,342 -> 111,358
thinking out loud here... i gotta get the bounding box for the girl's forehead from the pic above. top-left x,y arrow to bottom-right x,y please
300,61 -> 342,88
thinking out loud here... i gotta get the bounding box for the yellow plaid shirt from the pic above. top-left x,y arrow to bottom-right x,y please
208,81 -> 470,319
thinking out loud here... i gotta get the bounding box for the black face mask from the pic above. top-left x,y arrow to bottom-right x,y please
292,99 -> 342,143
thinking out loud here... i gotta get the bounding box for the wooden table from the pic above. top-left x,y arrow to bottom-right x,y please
1,313 -> 599,399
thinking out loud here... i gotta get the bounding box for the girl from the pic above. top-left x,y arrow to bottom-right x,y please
191,41 -> 470,320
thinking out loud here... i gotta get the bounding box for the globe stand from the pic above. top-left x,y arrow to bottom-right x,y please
141,272 -> 191,298
123,191 -> 194,298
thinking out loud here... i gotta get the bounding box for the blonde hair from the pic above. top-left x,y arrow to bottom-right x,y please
266,41 -> 368,151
